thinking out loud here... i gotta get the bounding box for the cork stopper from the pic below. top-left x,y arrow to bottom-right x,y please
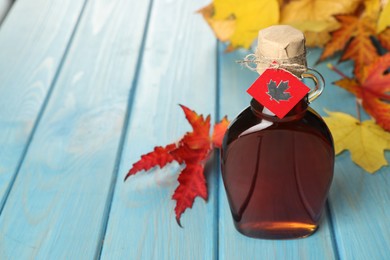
255,25 -> 307,76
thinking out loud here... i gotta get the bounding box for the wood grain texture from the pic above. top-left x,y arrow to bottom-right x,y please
329,154 -> 390,259
217,46 -> 337,260
0,0 -> 86,209
100,0 -> 218,259
1,0 -> 389,257
309,49 -> 390,259
0,0 -> 150,258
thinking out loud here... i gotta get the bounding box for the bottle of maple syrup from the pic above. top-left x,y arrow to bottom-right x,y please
221,25 -> 334,239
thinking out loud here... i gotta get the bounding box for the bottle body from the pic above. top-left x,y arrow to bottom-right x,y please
221,100 -> 334,239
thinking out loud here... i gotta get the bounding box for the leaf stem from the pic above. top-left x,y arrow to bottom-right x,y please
327,63 -> 350,79
356,99 -> 362,123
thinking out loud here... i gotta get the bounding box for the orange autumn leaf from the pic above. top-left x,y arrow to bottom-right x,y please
212,116 -> 229,148
378,27 -> 390,50
125,105 -> 229,225
180,104 -> 211,150
332,53 -> 390,131
340,17 -> 378,80
332,77 -> 360,96
320,15 -> 378,81
320,15 -> 361,60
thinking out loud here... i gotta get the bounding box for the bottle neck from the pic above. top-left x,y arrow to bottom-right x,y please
250,97 -> 308,122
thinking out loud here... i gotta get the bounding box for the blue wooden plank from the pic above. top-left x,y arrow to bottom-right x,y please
310,50 -> 390,259
100,0 -> 218,259
0,0 -> 86,209
0,0 -> 151,258
0,0 -> 12,24
329,155 -> 390,259
217,46 -> 336,260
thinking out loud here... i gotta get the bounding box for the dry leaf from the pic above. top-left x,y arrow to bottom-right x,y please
324,111 -> 390,173
338,16 -> 378,80
377,1 -> 390,32
199,0 -> 280,50
125,105 -> 229,225
331,77 -> 359,96
212,116 -> 229,148
172,164 -> 207,226
198,4 -> 235,42
280,0 -> 360,46
179,105 -> 211,150
332,53 -> 390,131
125,144 -> 179,177
320,15 -> 378,81
378,27 -> 390,49
363,0 -> 382,20
277,0 -> 291,8
305,31 -> 332,47
358,54 -> 390,131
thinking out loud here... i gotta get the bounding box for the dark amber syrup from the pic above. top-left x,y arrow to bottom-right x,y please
221,99 -> 334,239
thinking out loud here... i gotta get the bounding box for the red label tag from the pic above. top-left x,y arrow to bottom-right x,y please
247,68 -> 310,119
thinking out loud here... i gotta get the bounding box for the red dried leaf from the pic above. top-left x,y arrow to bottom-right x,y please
172,164 -> 207,226
170,144 -> 210,165
212,116 -> 229,148
125,143 -> 178,180
181,133 -> 211,150
179,104 -> 210,136
333,54 -> 390,131
359,54 -> 390,131
179,104 -> 211,150
125,104 -> 229,225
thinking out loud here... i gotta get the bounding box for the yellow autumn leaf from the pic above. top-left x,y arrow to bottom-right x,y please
378,1 -> 390,32
363,0 -> 382,20
305,31 -> 332,47
280,0 -> 361,46
198,4 -> 236,42
324,111 -> 390,173
199,0 -> 279,49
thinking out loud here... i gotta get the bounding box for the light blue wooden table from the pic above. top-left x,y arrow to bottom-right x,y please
0,0 -> 389,259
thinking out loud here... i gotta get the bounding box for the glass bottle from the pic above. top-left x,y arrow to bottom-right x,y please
221,25 -> 335,239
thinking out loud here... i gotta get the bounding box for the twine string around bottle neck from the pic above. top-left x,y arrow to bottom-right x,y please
237,50 -> 308,73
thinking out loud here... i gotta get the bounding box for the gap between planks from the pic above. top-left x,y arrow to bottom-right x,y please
0,0 -> 90,216
95,0 -> 154,258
